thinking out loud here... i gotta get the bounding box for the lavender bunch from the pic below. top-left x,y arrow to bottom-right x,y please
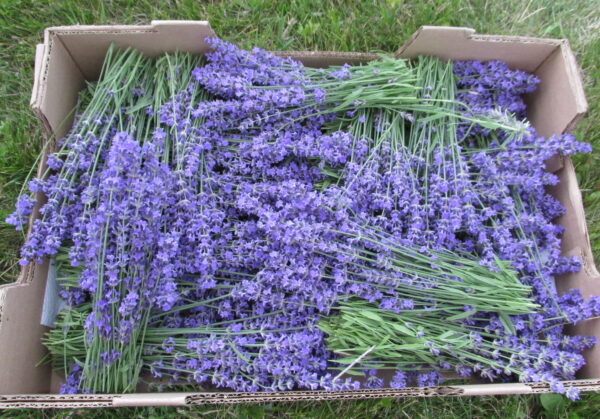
46,221 -> 539,393
452,61 -> 593,322
316,56 -> 596,399
191,39 -> 523,156
6,47 -> 146,262
18,47 -> 215,393
321,58 -> 598,398
320,297 -> 594,399
453,60 -> 539,138
10,39 -> 596,399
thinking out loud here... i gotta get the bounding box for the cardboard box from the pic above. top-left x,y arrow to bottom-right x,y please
1,20 -> 599,408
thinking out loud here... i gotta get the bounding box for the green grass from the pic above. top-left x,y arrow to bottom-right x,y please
0,0 -> 599,417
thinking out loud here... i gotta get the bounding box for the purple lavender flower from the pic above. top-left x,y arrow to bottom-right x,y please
5,194 -> 35,232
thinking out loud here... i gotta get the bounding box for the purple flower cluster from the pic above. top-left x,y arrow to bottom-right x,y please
454,60 -> 539,137
8,41 -> 597,399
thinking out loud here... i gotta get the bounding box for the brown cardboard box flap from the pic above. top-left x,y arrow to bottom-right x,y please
50,20 -> 216,80
30,44 -> 46,110
0,263 -> 51,394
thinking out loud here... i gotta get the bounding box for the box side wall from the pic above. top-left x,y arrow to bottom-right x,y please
550,159 -> 600,281
0,263 -> 51,394
396,26 -> 559,72
39,34 -> 86,139
548,157 -> 600,378
0,19 -> 91,394
527,44 -> 588,137
55,21 -> 216,80
0,131 -> 55,394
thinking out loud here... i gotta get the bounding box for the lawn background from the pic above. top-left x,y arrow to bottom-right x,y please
0,0 -> 599,417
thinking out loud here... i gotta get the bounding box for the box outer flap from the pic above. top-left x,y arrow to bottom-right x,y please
6,22 -> 597,401
0,264 -> 51,395
55,21 -> 215,80
396,26 -> 558,70
30,44 -> 45,110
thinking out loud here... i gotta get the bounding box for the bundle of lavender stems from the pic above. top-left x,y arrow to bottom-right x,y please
7,40 -> 599,399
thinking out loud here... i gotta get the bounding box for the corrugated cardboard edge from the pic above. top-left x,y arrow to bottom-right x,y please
0,394 -> 114,409
30,43 -> 51,137
558,38 -> 588,132
2,380 -> 600,408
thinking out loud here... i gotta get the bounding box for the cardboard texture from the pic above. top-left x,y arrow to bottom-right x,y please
1,20 -> 599,408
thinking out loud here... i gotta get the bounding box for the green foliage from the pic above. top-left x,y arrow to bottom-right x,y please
540,393 -> 567,417
1,0 -> 599,416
